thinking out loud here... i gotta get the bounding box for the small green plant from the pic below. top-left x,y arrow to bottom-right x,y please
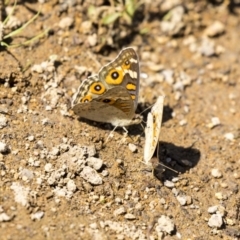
0,0 -> 48,48
88,0 -> 143,26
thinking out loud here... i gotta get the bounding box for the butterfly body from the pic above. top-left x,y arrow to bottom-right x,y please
72,48 -> 141,127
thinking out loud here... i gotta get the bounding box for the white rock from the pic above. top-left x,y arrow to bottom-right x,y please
211,169 -> 222,178
215,192 -> 224,200
0,116 -> 7,129
114,207 -> 126,216
45,105 -> 52,111
20,169 -> 34,181
89,222 -> 98,229
10,182 -> 29,206
156,215 -> 175,234
87,157 -> 103,170
199,37 -> 215,57
128,143 -> 137,153
207,117 -> 220,129
224,132 -> 235,141
28,135 -> 35,142
176,195 -> 192,206
124,213 -> 136,220
101,170 -> 109,177
86,145 -> 96,157
87,33 -> 97,47
161,69 -> 174,85
80,166 -> 103,185
208,213 -> 223,228
59,17 -> 74,29
179,119 -> 187,126
164,180 -> 175,188
171,177 -> 179,183
31,64 -> 43,73
50,147 -> 60,156
44,163 -> 53,172
208,205 -> 218,214
67,179 -> 77,192
233,172 -> 239,179
0,142 -> 9,153
204,21 -> 225,37
31,211 -> 44,221
0,213 -> 11,222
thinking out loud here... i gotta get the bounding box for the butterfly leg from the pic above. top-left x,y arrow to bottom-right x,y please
105,125 -> 119,144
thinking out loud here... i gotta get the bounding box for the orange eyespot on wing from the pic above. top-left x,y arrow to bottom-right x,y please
105,69 -> 124,85
122,59 -> 131,70
81,95 -> 92,102
89,82 -> 106,95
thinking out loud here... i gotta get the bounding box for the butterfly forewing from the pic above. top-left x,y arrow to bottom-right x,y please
144,96 -> 164,165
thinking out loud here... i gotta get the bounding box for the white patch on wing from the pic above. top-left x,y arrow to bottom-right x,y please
129,58 -> 138,64
124,69 -> 137,79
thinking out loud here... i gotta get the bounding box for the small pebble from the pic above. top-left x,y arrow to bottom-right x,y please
31,211 -> 44,221
161,69 -> 174,85
159,198 -> 166,205
0,116 -> 7,129
208,213 -> 223,228
87,157 -> 103,171
80,166 -> 103,185
233,172 -> 239,179
0,142 -> 9,153
128,143 -> 137,153
225,218 -> 234,226
114,207 -> 126,216
58,17 -> 74,29
224,132 -> 234,141
171,177 -> 179,183
156,215 -> 175,234
87,34 -> 97,47
164,180 -> 175,188
50,147 -> 60,156
44,163 -> 53,172
0,213 -> 12,222
89,222 -> 98,229
101,170 -> 109,177
204,21 -> 225,37
211,169 -> 222,178
28,135 -> 35,142
172,188 -> 179,196
208,205 -> 218,214
124,213 -> 136,220
67,179 -> 77,192
207,117 -> 220,129
199,37 -> 215,57
215,192 -> 225,200
179,119 -> 187,126
45,106 -> 52,111
21,169 -> 34,181
176,195 -> 192,206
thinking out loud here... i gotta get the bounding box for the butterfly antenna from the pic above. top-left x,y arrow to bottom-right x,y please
139,95 -> 166,116
139,104 -> 153,115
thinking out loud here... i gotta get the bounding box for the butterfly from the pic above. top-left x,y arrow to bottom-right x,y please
143,96 -> 164,166
71,48 -> 142,131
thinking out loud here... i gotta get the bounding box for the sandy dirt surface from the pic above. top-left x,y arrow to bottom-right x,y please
0,0 -> 239,239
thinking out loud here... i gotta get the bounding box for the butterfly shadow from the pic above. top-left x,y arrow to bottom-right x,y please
153,141 -> 201,181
